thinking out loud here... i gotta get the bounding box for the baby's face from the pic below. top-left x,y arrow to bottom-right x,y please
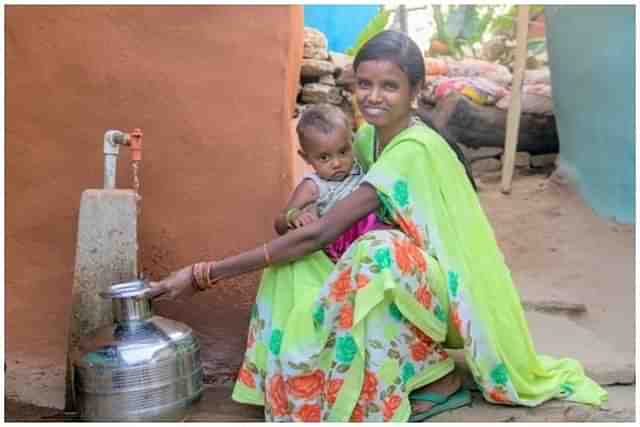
300,126 -> 354,181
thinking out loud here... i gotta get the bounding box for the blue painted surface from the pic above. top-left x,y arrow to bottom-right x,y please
545,6 -> 635,223
304,5 -> 380,53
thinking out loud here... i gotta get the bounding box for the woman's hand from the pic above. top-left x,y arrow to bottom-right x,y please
148,266 -> 199,301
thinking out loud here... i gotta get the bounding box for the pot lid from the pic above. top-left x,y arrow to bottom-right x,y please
100,279 -> 150,299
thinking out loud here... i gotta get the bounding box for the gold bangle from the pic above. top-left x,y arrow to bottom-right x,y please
191,263 -> 205,291
263,243 -> 272,266
192,262 -> 216,291
206,261 -> 217,288
285,208 -> 300,225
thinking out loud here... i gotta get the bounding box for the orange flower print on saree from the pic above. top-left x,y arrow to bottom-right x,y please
350,403 -> 365,422
396,216 -> 424,249
410,340 -> 428,361
338,304 -> 354,329
268,374 -> 289,417
410,324 -> 433,346
489,388 -> 512,404
393,238 -> 414,274
238,365 -> 256,389
295,403 -> 322,422
383,394 -> 402,421
325,378 -> 344,406
415,285 -> 432,309
451,308 -> 463,333
287,369 -> 325,400
329,267 -> 353,302
407,242 -> 427,273
358,370 -> 379,401
355,273 -> 370,289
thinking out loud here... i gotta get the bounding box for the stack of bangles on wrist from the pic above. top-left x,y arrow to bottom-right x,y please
191,261 -> 217,291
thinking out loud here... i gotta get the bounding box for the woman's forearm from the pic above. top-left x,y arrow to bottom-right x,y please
210,184 -> 381,283
210,224 -> 324,282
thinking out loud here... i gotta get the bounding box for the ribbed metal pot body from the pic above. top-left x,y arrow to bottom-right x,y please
73,281 -> 203,421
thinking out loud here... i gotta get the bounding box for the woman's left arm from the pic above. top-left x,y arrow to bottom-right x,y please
151,183 -> 380,300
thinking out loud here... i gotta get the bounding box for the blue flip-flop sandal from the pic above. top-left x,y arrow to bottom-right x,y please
409,387 -> 472,422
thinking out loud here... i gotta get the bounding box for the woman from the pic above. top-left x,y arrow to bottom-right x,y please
151,31 -> 606,422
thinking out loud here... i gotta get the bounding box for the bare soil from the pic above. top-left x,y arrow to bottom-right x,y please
476,168 -> 635,356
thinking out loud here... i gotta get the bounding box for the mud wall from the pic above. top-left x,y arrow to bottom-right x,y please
545,6 -> 635,223
5,5 -> 303,408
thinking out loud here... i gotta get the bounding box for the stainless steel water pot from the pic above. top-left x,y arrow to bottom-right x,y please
72,280 -> 203,421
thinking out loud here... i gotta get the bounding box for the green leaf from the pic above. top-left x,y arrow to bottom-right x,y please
326,335 -> 336,349
336,363 -> 350,373
460,6 -> 481,40
528,39 -> 546,55
367,402 -> 380,413
388,348 -> 401,359
445,6 -> 468,39
432,5 -> 447,41
345,8 -> 392,56
490,15 -> 515,33
369,339 -> 384,349
298,363 -> 311,372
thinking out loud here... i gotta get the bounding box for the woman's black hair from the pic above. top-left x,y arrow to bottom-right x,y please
353,30 -> 425,90
354,30 -> 478,191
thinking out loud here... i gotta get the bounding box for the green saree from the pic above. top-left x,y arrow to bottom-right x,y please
231,121 -> 607,422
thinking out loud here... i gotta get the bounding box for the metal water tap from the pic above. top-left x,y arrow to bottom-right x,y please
103,130 -> 129,189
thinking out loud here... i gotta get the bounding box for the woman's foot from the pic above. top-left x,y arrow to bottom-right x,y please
410,370 -> 462,415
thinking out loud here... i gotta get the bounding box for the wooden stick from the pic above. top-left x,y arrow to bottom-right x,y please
501,5 -> 530,194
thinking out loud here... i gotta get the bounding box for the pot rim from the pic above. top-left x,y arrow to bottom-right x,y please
100,279 -> 150,299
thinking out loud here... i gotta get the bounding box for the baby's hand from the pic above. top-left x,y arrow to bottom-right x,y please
291,211 -> 319,228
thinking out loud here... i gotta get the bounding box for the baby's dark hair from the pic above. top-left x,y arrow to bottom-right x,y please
296,104 -> 351,150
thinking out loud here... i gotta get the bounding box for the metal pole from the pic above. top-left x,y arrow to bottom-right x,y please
398,5 -> 408,34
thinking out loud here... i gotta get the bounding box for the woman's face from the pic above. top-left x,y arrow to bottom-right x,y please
355,59 -> 417,133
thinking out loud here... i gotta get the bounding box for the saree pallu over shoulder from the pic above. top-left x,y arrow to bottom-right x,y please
356,122 -> 607,407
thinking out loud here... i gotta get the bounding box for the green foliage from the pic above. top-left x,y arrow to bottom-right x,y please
432,5 -> 497,59
489,4 -> 545,35
345,8 -> 392,57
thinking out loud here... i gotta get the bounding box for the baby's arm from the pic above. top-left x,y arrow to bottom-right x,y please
274,178 -> 319,235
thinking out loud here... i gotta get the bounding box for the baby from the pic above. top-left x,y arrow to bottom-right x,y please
274,103 -> 389,262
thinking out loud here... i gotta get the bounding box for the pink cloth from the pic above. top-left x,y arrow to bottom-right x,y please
324,213 -> 391,262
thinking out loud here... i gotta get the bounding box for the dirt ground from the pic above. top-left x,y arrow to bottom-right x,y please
5,165 -> 635,421
475,167 -> 635,356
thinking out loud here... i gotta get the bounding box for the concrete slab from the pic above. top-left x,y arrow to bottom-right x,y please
448,310 -> 635,391
526,311 -> 635,385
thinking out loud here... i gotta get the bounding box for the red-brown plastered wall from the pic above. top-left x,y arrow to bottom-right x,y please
5,5 -> 303,407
